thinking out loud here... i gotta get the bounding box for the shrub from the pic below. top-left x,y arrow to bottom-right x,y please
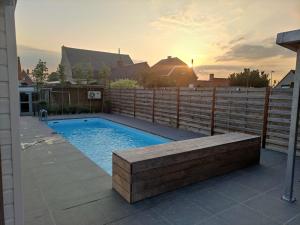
110,79 -> 139,89
38,101 -> 48,110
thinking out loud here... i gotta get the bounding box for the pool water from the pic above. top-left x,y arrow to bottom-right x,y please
47,118 -> 171,175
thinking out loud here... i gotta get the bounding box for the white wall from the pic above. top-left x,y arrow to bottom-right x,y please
0,1 -> 23,225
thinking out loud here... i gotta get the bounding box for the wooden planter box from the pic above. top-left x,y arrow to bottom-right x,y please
112,133 -> 261,203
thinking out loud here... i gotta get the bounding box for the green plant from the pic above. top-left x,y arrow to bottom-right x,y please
48,104 -> 59,115
110,79 -> 140,89
76,106 -> 90,114
38,101 -> 48,110
32,59 -> 48,100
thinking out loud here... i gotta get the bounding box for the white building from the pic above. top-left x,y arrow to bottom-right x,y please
0,0 -> 23,224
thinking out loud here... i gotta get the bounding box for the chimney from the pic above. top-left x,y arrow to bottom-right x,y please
117,48 -> 123,67
209,74 -> 214,81
167,56 -> 172,59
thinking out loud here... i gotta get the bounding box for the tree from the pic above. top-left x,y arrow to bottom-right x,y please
85,63 -> 93,85
57,64 -> 66,114
110,79 -> 140,89
47,72 -> 59,82
228,68 -> 270,87
57,64 -> 66,85
95,64 -> 111,86
32,59 -> 48,100
72,63 -> 84,85
72,63 -> 94,84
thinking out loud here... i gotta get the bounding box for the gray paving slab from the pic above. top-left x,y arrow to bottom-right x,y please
217,204 -> 281,225
20,114 -> 300,225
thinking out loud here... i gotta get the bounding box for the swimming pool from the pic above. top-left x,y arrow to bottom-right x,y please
47,118 -> 171,175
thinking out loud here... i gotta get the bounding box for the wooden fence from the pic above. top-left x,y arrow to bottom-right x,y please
45,85 -> 105,114
109,87 -> 298,154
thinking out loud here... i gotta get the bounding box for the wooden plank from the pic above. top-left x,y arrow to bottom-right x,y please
112,133 -> 260,203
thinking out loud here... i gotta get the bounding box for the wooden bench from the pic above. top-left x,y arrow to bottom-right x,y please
112,133 -> 261,203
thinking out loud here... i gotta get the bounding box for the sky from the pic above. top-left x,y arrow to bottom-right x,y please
15,0 -> 300,82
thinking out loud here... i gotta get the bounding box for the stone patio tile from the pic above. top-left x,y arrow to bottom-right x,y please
244,194 -> 300,223
24,208 -> 54,225
53,194 -> 151,225
230,165 -> 283,192
217,205 -> 280,225
260,149 -> 287,167
266,180 -> 300,200
106,209 -> 171,225
286,214 -> 300,225
210,180 -> 260,202
183,188 -> 237,214
199,216 -> 230,225
151,198 -> 212,225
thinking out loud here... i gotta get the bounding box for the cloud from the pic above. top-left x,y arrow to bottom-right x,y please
216,40 -> 295,62
17,45 -> 60,72
228,36 -> 245,45
194,64 -> 244,77
151,12 -> 207,29
195,64 -> 243,71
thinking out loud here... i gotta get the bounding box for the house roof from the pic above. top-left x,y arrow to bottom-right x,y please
63,46 -> 134,71
275,70 -> 295,88
111,62 -> 150,80
150,57 -> 189,76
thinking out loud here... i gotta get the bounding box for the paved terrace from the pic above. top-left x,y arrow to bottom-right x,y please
21,114 -> 300,225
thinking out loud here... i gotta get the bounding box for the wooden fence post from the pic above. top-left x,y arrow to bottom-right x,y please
176,87 -> 180,128
152,89 -> 155,123
210,87 -> 216,136
262,87 -> 271,148
133,88 -> 136,118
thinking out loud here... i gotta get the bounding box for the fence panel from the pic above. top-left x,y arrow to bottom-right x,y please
119,89 -> 135,117
179,87 -> 214,135
135,89 -> 154,122
49,86 -> 103,113
266,89 -> 294,153
154,88 -> 178,127
214,87 -> 266,136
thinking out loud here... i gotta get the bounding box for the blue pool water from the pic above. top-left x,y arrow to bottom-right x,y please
47,118 -> 171,175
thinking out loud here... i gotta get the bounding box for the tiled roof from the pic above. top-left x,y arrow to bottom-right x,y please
63,46 -> 134,71
150,57 -> 188,76
111,62 -> 150,80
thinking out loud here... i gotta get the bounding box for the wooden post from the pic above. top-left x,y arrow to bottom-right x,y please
210,87 -> 216,136
133,88 -> 136,118
152,89 -> 155,123
176,87 -> 180,128
261,86 -> 271,148
0,147 -> 4,225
